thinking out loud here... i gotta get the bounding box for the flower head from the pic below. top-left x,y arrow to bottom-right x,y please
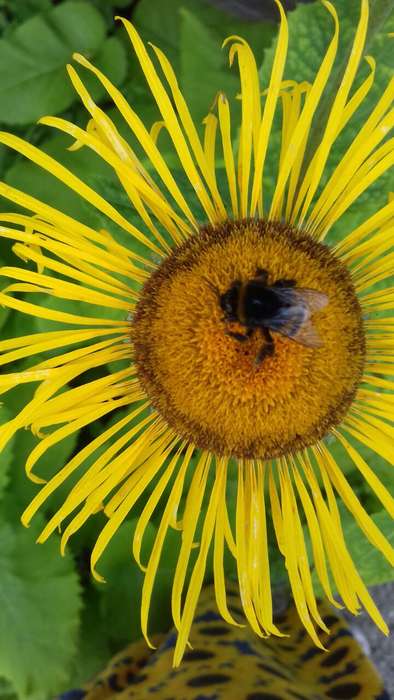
0,0 -> 393,665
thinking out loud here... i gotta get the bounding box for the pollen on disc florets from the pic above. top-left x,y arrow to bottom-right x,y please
132,219 -> 365,459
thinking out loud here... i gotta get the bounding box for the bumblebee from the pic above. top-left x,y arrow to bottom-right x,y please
218,268 -> 328,366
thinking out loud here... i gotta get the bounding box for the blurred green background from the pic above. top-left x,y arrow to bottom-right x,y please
0,1 -> 393,698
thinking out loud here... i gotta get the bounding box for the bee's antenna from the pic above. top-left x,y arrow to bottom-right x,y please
203,277 -> 220,299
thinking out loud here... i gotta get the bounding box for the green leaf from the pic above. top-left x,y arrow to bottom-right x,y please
134,0 -> 275,70
132,0 -> 275,125
63,588 -> 111,689
0,516 -> 81,699
0,2 -> 51,39
0,1 -> 107,125
2,0 -> 51,25
0,257 -> 11,330
88,0 -> 131,22
0,678 -> 17,700
95,518 -> 180,646
79,35 -> 128,104
179,6 -> 275,122
0,304 -> 38,341
345,511 -> 394,586
133,0 -> 188,68
179,10 -> 239,124
310,510 -> 394,596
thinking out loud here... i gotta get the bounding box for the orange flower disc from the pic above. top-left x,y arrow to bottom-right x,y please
133,220 -> 365,458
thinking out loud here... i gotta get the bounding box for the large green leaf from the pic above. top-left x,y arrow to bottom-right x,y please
94,518 -> 181,646
134,0 -> 275,68
63,588 -> 111,690
0,679 -> 17,700
1,0 -> 51,26
310,510 -> 394,596
0,1 -> 51,40
88,0 -> 131,23
0,516 -> 81,699
345,511 -> 394,586
133,0 -> 192,68
179,7 -> 275,123
78,34 -> 128,104
179,10 -> 239,125
131,0 -> 275,125
0,1 -> 126,125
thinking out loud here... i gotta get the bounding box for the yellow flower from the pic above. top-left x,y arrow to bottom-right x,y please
0,0 -> 393,665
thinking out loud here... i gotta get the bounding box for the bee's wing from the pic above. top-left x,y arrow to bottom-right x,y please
289,288 -> 329,313
261,287 -> 327,348
284,317 -> 323,348
273,287 -> 328,314
267,304 -> 323,348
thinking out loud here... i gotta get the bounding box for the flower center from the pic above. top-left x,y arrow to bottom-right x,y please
133,220 -> 365,459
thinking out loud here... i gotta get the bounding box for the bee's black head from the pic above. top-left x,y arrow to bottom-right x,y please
220,282 -> 240,321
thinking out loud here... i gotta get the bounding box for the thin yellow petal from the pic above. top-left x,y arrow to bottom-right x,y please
0,131 -> 162,257
72,53 -> 198,231
174,457 -> 226,665
333,430 -> 394,517
150,44 -> 227,219
317,443 -> 394,566
277,461 -> 325,646
213,457 -> 242,627
293,0 -> 369,226
217,93 -> 239,217
336,197 -> 394,255
61,421 -> 162,558
224,36 -> 259,217
133,441 -> 189,570
250,0 -> 288,215
90,433 -> 177,580
0,266 -> 132,310
21,402 -> 147,526
291,457 -> 339,607
140,444 -> 194,647
117,20 -> 218,223
0,291 -> 127,327
171,451 -> 211,629
270,0 -> 339,220
236,460 -> 265,636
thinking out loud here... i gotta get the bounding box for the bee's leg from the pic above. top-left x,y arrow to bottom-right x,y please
255,268 -> 269,283
273,278 -> 296,288
226,328 -> 254,342
255,327 -> 274,366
